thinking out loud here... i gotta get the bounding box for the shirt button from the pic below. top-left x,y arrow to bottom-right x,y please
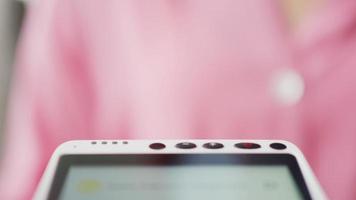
270,68 -> 305,106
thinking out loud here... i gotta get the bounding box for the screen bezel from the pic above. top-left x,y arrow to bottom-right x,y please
48,154 -> 311,200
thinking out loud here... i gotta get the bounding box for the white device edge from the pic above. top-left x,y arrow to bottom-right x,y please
33,139 -> 328,200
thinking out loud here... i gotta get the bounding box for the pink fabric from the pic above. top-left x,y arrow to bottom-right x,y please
1,0 -> 356,199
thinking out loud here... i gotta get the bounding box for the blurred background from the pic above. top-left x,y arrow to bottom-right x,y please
0,0 -> 315,159
0,0 -> 25,155
1,1 -> 356,199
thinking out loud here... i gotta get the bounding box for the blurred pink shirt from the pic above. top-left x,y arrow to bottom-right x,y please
1,0 -> 356,199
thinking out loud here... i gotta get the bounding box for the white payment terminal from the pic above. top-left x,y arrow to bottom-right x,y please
33,140 -> 327,200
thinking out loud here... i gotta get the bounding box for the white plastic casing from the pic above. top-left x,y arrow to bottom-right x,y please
33,140 -> 328,200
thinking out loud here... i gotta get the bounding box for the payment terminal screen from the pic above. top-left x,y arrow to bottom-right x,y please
49,154 -> 311,200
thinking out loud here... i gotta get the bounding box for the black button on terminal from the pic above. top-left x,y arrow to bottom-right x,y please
149,143 -> 166,150
176,142 -> 197,149
235,142 -> 261,149
203,142 -> 224,149
270,143 -> 287,150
